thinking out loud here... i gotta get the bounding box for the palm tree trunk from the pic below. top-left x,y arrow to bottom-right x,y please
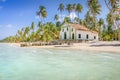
61,11 -> 62,20
78,13 -> 79,19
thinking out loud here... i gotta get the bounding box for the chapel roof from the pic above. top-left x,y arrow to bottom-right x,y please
68,24 -> 98,34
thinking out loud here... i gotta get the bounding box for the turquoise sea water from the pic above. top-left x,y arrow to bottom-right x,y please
0,44 -> 120,80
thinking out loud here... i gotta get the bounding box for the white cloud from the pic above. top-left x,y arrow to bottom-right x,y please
57,13 -> 78,22
69,12 -> 77,20
0,24 -> 14,28
6,24 -> 13,28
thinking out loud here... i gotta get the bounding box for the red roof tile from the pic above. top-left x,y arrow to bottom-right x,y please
68,24 -> 98,34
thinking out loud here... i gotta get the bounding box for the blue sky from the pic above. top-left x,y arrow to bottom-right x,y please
0,0 -> 109,40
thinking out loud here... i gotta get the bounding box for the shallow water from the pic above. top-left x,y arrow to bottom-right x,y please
0,43 -> 120,80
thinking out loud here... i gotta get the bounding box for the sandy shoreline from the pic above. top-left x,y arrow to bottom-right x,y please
5,41 -> 120,53
33,41 -> 120,53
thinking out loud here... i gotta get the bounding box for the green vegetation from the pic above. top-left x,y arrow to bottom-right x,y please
2,0 -> 120,42
3,22 -> 59,42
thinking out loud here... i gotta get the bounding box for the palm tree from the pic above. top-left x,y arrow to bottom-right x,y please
17,30 -> 23,42
87,0 -> 101,31
17,30 -> 22,37
37,21 -> 43,29
31,22 -> 35,32
84,11 -> 94,30
107,12 -> 114,26
98,18 -> 104,40
37,6 -> 47,23
42,10 -> 47,23
75,3 -> 83,18
63,17 -> 71,23
58,3 -> 64,16
24,27 -> 30,41
66,4 -> 73,15
25,27 -> 30,36
21,28 -> 25,41
104,0 -> 120,41
104,0 -> 119,10
74,17 -> 83,24
87,0 -> 101,22
37,6 -> 45,21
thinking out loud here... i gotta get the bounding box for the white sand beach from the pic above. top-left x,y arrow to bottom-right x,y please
14,41 -> 120,53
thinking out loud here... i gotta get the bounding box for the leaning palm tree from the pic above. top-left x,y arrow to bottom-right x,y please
24,27 -> 30,41
37,21 -> 42,29
87,0 -> 101,22
37,6 -> 47,23
31,22 -> 35,32
42,10 -> 47,23
75,3 -> 83,18
25,27 -> 30,36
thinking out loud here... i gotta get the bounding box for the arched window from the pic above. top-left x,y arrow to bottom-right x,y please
64,32 -> 67,39
86,34 -> 89,39
94,36 -> 96,39
78,34 -> 81,38
72,33 -> 74,39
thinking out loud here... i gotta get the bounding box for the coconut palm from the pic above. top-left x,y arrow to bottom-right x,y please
104,0 -> 119,10
84,11 -> 94,30
107,12 -> 114,26
25,27 -> 30,36
37,6 -> 45,21
17,30 -> 22,37
37,6 -> 47,23
24,27 -> 30,41
87,0 -> 101,22
42,10 -> 47,23
87,0 -> 101,31
75,3 -> 83,18
37,21 -> 42,29
73,4 -> 77,12
31,22 -> 35,32
98,18 -> 104,40
74,17 -> 83,24
17,30 -> 23,42
58,3 -> 65,16
66,4 -> 73,15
